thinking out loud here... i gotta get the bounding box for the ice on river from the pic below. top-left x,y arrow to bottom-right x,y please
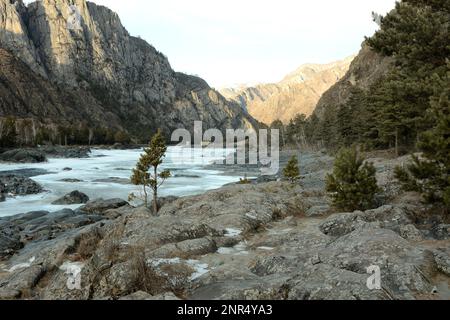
0,147 -> 239,217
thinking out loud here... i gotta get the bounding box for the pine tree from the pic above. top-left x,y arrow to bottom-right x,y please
130,129 -> 171,213
326,147 -> 380,211
270,120 -> 286,147
395,86 -> 450,211
283,156 -> 300,183
365,0 -> 450,152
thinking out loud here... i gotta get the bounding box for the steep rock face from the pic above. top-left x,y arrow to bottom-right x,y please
0,0 -> 46,76
220,57 -> 354,125
313,44 -> 393,120
0,0 -> 257,141
0,48 -> 121,127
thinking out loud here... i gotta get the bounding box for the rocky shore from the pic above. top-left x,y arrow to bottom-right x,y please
0,146 -> 92,164
0,151 -> 449,300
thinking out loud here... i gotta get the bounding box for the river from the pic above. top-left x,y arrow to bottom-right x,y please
0,147 -> 241,217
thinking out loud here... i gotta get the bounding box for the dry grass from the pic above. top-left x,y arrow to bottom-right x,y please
76,228 -> 103,260
126,247 -> 168,296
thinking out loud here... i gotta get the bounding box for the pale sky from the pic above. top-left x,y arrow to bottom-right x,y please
26,0 -> 398,88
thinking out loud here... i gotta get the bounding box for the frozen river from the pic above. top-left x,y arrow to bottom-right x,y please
0,147 -> 241,217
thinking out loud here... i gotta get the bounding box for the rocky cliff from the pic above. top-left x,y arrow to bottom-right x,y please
220,57 -> 354,125
0,0 -> 257,142
313,44 -> 393,120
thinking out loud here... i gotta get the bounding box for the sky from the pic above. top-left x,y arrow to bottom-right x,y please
26,0 -> 398,88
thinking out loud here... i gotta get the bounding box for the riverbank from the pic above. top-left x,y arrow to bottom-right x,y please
0,147 -> 243,216
1,150 -> 449,300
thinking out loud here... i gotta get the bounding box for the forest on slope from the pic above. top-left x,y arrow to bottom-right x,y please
284,0 -> 449,155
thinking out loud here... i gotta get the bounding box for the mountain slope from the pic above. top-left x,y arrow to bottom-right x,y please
0,0 -> 257,143
220,57 -> 354,125
313,44 -> 393,120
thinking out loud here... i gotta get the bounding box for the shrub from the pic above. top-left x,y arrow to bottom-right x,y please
326,147 -> 380,211
283,156 -> 300,183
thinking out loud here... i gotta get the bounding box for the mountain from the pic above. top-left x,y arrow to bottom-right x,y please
219,57 -> 354,125
313,44 -> 393,120
0,0 -> 258,143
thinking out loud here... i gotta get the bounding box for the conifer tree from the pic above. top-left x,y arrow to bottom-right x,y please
395,86 -> 450,211
130,129 -> 171,213
365,0 -> 450,151
326,147 -> 380,211
283,156 -> 300,183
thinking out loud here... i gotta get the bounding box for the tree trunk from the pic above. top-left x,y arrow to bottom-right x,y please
153,189 -> 158,214
395,128 -> 399,157
153,166 -> 158,214
143,186 -> 148,208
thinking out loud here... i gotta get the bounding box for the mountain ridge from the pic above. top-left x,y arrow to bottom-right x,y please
219,56 -> 354,125
0,0 -> 258,144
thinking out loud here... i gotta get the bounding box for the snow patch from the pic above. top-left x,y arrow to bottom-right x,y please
245,213 -> 257,220
7,256 -> 35,273
59,261 -> 84,273
187,260 -> 209,280
224,228 -> 242,237
148,258 -> 209,281
217,241 -> 249,256
257,247 -> 274,251
149,258 -> 182,267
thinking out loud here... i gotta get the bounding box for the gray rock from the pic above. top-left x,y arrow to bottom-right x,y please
0,149 -> 47,163
0,223 -> 23,259
399,224 -> 423,241
434,251 -> 450,276
0,174 -> 445,301
432,224 -> 450,240
0,175 -> 43,196
319,205 -> 413,238
59,179 -> 84,183
0,168 -> 50,178
0,182 -> 5,202
79,198 -> 129,214
51,191 -> 89,205
39,146 -> 91,159
151,196 -> 179,213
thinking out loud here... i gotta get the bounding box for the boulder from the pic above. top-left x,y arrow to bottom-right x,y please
0,149 -> 46,163
151,196 -> 179,213
0,222 -> 23,259
399,224 -> 423,241
432,224 -> 450,240
0,168 -> 51,178
59,179 -> 84,183
79,198 -> 129,214
51,191 -> 90,205
39,146 -> 91,158
0,175 -> 43,195
0,182 -> 5,202
433,250 -> 450,276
